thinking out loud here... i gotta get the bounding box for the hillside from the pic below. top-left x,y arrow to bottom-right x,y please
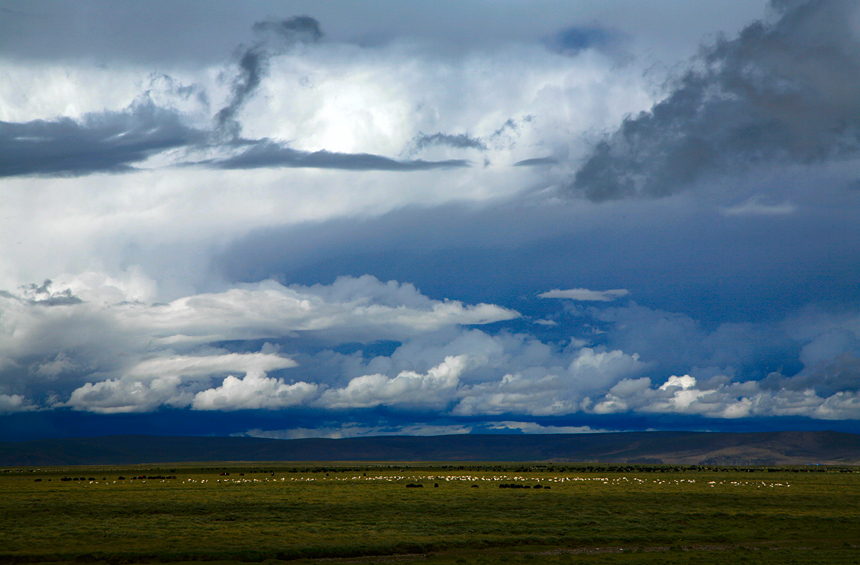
2,430 -> 860,466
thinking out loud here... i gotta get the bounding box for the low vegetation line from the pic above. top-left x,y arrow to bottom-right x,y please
2,462 -> 859,564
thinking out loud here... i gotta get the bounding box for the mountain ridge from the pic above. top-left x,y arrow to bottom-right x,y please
2,430 -> 859,466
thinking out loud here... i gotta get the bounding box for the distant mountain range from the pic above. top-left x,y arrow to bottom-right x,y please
2,431 -> 860,467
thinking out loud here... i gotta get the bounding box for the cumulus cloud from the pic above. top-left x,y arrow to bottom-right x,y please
287,325 -> 649,418
0,275 -> 517,412
6,268 -> 860,422
539,288 -> 629,301
192,372 -> 318,410
319,355 -> 468,409
62,375 -> 190,414
591,370 -> 860,420
0,394 -> 34,414
570,0 -> 860,200
453,347 -> 647,416
576,304 -> 860,421
59,351 -> 297,414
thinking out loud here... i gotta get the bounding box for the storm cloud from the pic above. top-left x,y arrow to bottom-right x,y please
571,0 -> 860,200
0,101 -> 203,177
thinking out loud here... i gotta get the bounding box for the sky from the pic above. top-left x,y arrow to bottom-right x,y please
3,0 -> 860,441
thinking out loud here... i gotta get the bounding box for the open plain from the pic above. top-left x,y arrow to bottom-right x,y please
2,463 -> 860,564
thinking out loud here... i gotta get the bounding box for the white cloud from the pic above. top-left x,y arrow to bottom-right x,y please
192,373 -> 318,411
569,348 -> 645,390
453,347 -> 646,416
539,288 -> 629,301
0,274 -> 515,359
0,61 -> 150,122
0,394 -> 34,414
123,351 -> 297,380
296,327 -> 652,417
319,355 -> 468,409
237,40 -> 650,160
59,351 -> 297,414
120,276 -> 518,345
50,268 -> 159,305
9,271 -> 860,422
62,375 -> 189,414
590,371 -> 860,421
8,271 -> 860,422
454,372 -> 570,416
0,275 -> 515,412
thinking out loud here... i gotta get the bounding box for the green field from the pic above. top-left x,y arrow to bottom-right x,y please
2,462 -> 860,564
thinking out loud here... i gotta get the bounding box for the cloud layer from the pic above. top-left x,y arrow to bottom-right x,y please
2,0 -> 860,438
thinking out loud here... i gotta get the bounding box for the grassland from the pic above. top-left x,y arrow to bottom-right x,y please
1,462 -> 859,564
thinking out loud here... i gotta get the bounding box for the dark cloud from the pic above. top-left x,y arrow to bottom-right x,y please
410,132 -> 487,152
406,120 -> 534,157
214,49 -> 267,138
212,140 -> 470,171
252,15 -> 323,44
216,15 -> 323,137
0,103 -> 468,177
0,281 -> 83,308
513,157 -> 559,167
0,101 -> 204,178
489,118 -> 527,143
570,0 -> 860,200
20,280 -> 84,306
761,327 -> 860,395
761,355 -> 860,397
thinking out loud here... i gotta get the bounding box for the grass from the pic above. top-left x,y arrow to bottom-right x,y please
1,463 -> 859,563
